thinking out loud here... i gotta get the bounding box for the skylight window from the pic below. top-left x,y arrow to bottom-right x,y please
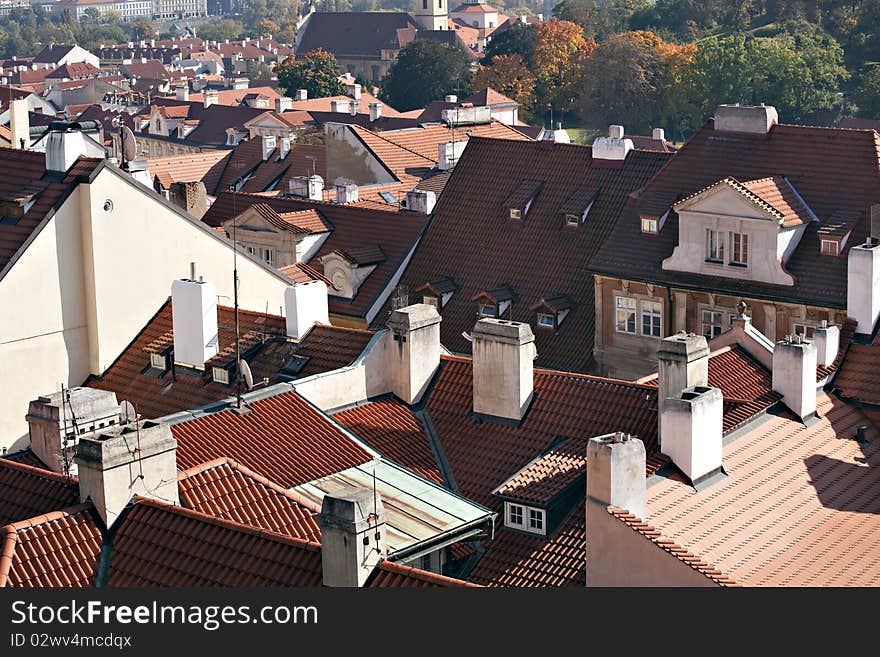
212,367 -> 230,385
149,353 -> 167,370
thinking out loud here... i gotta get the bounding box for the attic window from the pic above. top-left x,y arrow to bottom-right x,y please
560,186 -> 597,228
0,201 -> 24,225
821,239 -> 839,256
504,180 -> 543,222
423,295 -> 439,308
479,303 -> 496,317
641,218 -> 658,234
564,213 -> 579,226
416,276 -> 457,308
212,367 -> 230,385
505,502 -> 545,535
509,208 -> 522,220
530,295 -> 572,331
279,355 -> 311,379
537,313 -> 555,328
149,353 -> 167,370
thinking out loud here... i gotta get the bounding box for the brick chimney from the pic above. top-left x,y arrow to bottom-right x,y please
284,281 -> 329,339
472,318 -> 537,424
405,189 -> 436,214
317,487 -> 387,587
847,239 -> 880,334
657,332 -> 709,447
171,268 -> 219,369
772,335 -> 817,421
812,320 -> 840,368
76,420 -> 180,528
660,386 -> 723,485
387,304 -> 442,404
714,104 -> 778,134
335,183 -> 358,204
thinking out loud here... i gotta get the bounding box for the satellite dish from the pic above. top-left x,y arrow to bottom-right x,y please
240,359 -> 254,390
119,400 -> 137,424
122,125 -> 137,163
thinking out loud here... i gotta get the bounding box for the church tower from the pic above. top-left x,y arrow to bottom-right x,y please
414,0 -> 448,31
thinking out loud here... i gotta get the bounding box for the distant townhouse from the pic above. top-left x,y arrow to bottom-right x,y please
152,0 -> 207,19
30,43 -> 100,71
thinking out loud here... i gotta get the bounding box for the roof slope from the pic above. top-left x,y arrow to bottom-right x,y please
645,394 -> 880,586
387,137 -> 672,372
591,120 -> 880,309
369,560 -> 480,587
177,458 -> 322,542
832,343 -> 880,404
377,121 -> 531,161
170,390 -> 375,489
146,150 -> 230,188
295,323 -> 375,377
106,498 -> 323,587
296,12 -> 421,59
0,459 -> 79,527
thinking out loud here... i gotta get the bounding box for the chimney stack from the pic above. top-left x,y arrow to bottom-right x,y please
713,104 -> 778,134
847,239 -> 880,334
261,134 -> 276,161
438,140 -> 466,170
661,386 -> 723,485
445,94 -> 458,103
652,127 -> 665,141
275,96 -> 293,112
657,332 -> 709,447
472,318 -> 537,424
295,88 -> 308,101
9,98 -> 29,150
812,320 -> 840,368
233,77 -> 249,90
330,100 -> 345,113
870,204 -> 880,241
288,175 -> 324,201
203,89 -> 219,108
284,281 -> 329,339
369,102 -> 383,121
317,487 -> 387,587
772,335 -> 817,421
176,85 -> 189,101
76,420 -> 180,528
335,183 -> 358,204
171,271 -> 219,369
26,388 -> 121,476
347,83 -> 361,100
405,189 -> 436,214
592,125 -> 633,161
349,99 -> 359,116
44,122 -> 104,174
387,304 -> 442,404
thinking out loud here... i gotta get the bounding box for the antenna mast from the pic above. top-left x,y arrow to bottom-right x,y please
231,186 -> 243,410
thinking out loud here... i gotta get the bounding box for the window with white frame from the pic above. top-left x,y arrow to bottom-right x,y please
422,295 -> 439,307
212,367 -> 229,384
505,502 -> 545,535
507,503 -> 523,528
793,323 -> 814,339
615,296 -> 637,334
706,228 -> 724,262
245,245 -> 255,255
641,300 -> 662,337
150,353 -> 166,370
528,508 -> 544,533
537,312 -> 555,328
701,309 -> 723,339
730,232 -> 749,265
821,240 -> 839,256
564,213 -> 580,226
641,218 -> 658,234
479,303 -> 496,317
261,248 -> 274,266
509,208 -> 522,220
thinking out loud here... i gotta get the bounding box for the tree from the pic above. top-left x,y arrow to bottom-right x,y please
379,40 -> 473,112
484,21 -> 538,66
472,53 -> 536,118
553,0 -> 650,40
276,49 -> 346,98
81,7 -> 101,24
130,19 -> 157,41
532,19 -> 594,114
855,66 -> 880,119
198,19 -> 244,43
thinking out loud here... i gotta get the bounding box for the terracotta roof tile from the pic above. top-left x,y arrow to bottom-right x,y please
378,121 -> 531,162
178,458 -> 322,542
296,12 -> 421,60
146,150 -> 230,189
833,343 -> 880,404
0,459 -> 79,527
369,560 -> 480,587
493,435 -> 586,505
334,399 -> 443,485
106,498 -> 323,587
294,323 -> 375,377
170,390 -> 375,488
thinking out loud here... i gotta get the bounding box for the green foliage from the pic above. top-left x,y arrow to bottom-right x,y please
854,66 -> 880,119
198,19 -> 245,43
276,49 -> 346,98
483,22 -> 538,66
553,0 -> 650,40
379,40 -> 473,112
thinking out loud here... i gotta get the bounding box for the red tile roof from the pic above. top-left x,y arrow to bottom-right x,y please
678,176 -> 814,227
0,459 -> 79,527
146,150 -> 230,189
377,121 -> 531,162
277,261 -> 331,284
492,434 -> 586,505
187,86 -> 282,107
334,399 -> 443,485
387,138 -> 672,373
0,504 -> 102,588
832,343 -> 880,404
106,498 -> 323,587
296,12 -> 421,60
170,390 -> 375,489
591,120 -> 880,310
294,323 -> 375,377
46,62 -> 101,79
369,560 -> 480,587
644,394 -> 880,586
177,458 -> 321,542
347,124 -> 435,187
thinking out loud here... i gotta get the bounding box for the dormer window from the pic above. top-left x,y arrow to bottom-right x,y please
560,186 -> 597,228
641,218 -> 658,234
565,213 -> 579,226
537,313 -> 555,328
416,277 -> 457,309
212,367 -> 229,384
530,295 -> 572,331
817,209 -> 857,258
423,295 -> 439,307
730,232 -> 749,265
479,303 -> 496,317
509,208 -> 522,220
504,502 -> 545,535
150,353 -> 167,370
472,285 -> 516,319
706,228 -> 724,262
504,179 -> 543,222
821,239 -> 839,256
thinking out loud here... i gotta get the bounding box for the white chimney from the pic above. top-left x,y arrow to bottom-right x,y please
261,134 -> 276,161
203,89 -> 219,108
369,102 -> 383,121
772,335 -> 817,421
76,420 -> 180,528
585,432 -> 646,586
44,124 -> 105,174
317,487 -> 387,587
714,104 -> 778,134
279,136 -> 291,160
652,127 -> 665,141
171,271 -> 219,369
661,386 -> 724,485
335,183 -> 358,204
275,96 -> 293,112
438,140 -> 467,170
26,388 -> 121,476
387,304 -> 442,404
284,281 -> 329,339
296,88 -> 308,101
10,98 -> 29,149
176,85 -> 189,101
233,77 -> 248,90
812,321 -> 840,368
349,100 -> 359,116
347,83 -> 361,100
657,332 -> 709,447
847,240 -> 880,334
472,318 -> 537,423
592,125 -> 634,161
405,189 -> 436,214
330,100 -> 345,113
445,94 -> 458,103
288,175 -> 324,201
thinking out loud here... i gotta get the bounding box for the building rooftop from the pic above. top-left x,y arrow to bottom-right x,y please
296,12 -> 420,60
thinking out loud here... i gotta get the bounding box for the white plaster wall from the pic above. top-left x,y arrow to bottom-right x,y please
490,108 -> 517,125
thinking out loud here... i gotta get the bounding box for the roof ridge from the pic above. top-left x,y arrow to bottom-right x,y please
350,123 -> 436,165
0,457 -> 79,485
1,502 -> 94,535
130,496 -> 322,551
606,507 -> 738,586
